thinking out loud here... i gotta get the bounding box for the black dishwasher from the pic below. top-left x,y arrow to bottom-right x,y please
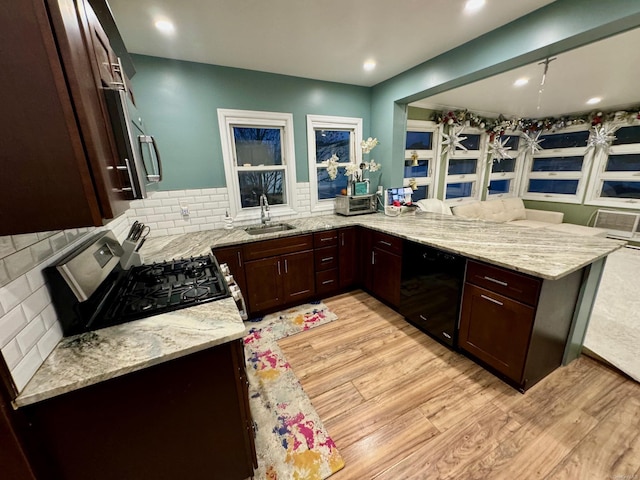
400,241 -> 466,348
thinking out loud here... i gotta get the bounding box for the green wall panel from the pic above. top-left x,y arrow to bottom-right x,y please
129,55 -> 371,190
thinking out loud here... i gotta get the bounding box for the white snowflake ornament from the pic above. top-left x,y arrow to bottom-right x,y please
488,136 -> 512,163
442,127 -> 467,155
521,131 -> 545,155
587,125 -> 617,153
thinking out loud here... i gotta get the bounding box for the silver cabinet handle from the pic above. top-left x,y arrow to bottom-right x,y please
107,158 -> 139,197
442,332 -> 452,339
481,294 -> 504,306
379,240 -> 392,247
277,260 -> 281,275
284,259 -> 288,273
371,251 -> 375,265
237,251 -> 242,268
322,280 -> 334,285
419,314 -> 427,321
483,276 -> 508,287
321,257 -> 334,262
320,236 -> 336,242
340,232 -> 345,247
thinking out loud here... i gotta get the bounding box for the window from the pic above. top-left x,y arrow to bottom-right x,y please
307,115 -> 362,212
443,129 -> 487,204
586,123 -> 640,208
521,127 -> 591,203
404,120 -> 438,201
486,134 -> 525,199
218,109 -> 297,220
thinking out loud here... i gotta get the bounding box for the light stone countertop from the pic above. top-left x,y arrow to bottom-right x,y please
141,212 -> 625,280
14,297 -> 244,407
15,211 -> 623,408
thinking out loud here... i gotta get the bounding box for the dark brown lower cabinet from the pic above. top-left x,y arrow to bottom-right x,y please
21,340 -> 256,480
459,260 -> 584,391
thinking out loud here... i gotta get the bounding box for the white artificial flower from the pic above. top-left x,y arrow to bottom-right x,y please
367,159 -> 381,172
361,137 -> 379,154
325,154 -> 339,180
344,163 -> 360,178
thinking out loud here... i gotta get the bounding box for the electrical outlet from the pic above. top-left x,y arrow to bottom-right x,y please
179,202 -> 190,216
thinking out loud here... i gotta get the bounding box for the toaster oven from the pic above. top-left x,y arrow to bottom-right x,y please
335,194 -> 377,216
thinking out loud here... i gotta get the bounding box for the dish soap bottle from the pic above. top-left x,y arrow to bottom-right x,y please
224,210 -> 233,229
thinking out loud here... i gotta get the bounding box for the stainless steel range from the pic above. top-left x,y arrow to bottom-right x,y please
46,231 -> 246,336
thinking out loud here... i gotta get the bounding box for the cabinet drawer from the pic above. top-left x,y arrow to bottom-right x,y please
314,246 -> 338,271
243,234 -> 313,261
315,269 -> 339,295
372,231 -> 402,256
313,230 -> 338,248
466,261 -> 541,306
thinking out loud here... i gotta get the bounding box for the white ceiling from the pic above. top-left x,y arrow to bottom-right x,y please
107,0 -> 555,87
410,26 -> 640,118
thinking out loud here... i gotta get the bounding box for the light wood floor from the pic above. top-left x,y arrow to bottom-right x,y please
278,290 -> 640,480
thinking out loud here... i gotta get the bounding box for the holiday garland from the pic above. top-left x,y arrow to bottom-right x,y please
432,106 -> 640,138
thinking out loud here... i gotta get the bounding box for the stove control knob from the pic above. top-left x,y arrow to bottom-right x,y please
225,274 -> 235,285
219,263 -> 230,275
229,285 -> 241,300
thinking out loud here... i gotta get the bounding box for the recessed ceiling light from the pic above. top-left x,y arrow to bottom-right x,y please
586,97 -> 602,105
154,19 -> 175,34
363,60 -> 376,72
513,78 -> 529,87
464,0 -> 486,13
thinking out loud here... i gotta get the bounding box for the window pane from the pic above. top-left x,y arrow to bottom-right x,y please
315,129 -> 351,163
503,135 -> 520,150
601,181 -> 640,199
605,154 -> 640,172
406,131 -> 433,149
233,127 -> 282,166
491,158 -> 516,173
528,179 -> 579,194
317,167 -> 347,200
238,170 -> 285,207
448,158 -> 477,175
459,134 -> 481,150
538,131 -> 589,149
532,156 -> 583,172
488,179 -> 511,195
446,182 -> 474,199
612,126 -> 640,145
411,186 -> 428,201
404,159 -> 429,178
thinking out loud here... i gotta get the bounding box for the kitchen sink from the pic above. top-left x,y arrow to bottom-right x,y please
244,223 -> 296,235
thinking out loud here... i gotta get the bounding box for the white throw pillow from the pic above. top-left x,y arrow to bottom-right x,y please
501,197 -> 527,221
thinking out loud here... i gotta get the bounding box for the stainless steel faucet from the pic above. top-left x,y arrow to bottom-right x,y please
259,194 -> 271,225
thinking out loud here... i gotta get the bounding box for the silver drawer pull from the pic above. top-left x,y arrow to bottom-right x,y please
322,280 -> 334,285
419,314 -> 427,321
483,276 -> 508,287
481,294 -> 504,306
320,237 -> 336,242
379,240 -> 392,246
442,332 -> 452,339
321,257 -> 334,262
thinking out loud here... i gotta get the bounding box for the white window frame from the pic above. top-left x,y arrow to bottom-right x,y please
485,132 -> 526,200
585,121 -> 640,209
443,127 -> 488,206
403,120 -> 439,200
218,109 -> 298,221
520,125 -> 592,204
307,114 -> 362,213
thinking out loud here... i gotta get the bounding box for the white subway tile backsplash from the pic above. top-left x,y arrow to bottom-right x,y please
12,233 -> 40,251
157,221 -> 175,229
21,286 -> 50,321
0,261 -> 9,286
155,206 -> 173,215
167,226 -> 186,235
16,316 -> 46,353
12,346 -> 44,392
4,248 -> 35,279
26,268 -> 46,292
145,214 -> 166,223
143,199 -> 164,208
31,238 -> 54,263
160,198 -> 180,206
1,339 -> 22,370
40,304 -> 57,329
0,306 -> 28,348
50,232 -> 69,252
0,276 -> 32,313
0,237 -> 16,258
168,190 -> 187,197
148,191 -> 170,198
37,322 -> 62,360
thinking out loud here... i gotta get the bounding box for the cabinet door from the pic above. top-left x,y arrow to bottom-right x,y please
282,250 -> 315,304
459,284 -> 535,383
212,246 -> 247,297
372,248 -> 402,308
338,227 -> 358,288
244,258 -> 283,313
360,228 -> 374,292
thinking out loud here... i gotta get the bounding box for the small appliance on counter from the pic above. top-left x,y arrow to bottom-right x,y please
45,231 -> 247,336
121,221 -> 150,268
335,193 -> 377,216
384,187 -> 417,216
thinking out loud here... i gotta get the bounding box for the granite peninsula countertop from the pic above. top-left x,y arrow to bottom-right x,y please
14,297 -> 244,407
140,212 -> 625,281
15,212 -> 623,408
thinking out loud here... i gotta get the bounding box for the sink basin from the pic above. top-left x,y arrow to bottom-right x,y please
244,223 -> 296,235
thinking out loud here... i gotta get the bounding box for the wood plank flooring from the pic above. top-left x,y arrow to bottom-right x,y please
278,290 -> 640,480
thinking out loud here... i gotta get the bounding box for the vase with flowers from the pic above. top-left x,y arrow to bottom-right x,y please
324,137 -> 381,196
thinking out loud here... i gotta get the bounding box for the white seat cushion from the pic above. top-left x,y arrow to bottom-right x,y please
478,200 -> 511,222
545,223 -> 610,237
451,201 -> 482,219
501,197 -> 527,221
510,219 -> 552,229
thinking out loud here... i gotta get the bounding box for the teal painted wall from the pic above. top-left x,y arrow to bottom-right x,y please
129,55 -> 371,190
371,0 -> 640,188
